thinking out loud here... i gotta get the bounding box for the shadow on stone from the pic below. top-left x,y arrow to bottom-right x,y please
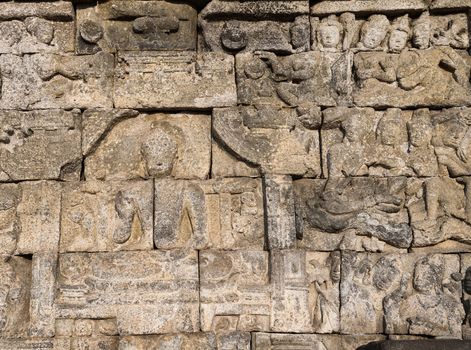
357,340 -> 471,350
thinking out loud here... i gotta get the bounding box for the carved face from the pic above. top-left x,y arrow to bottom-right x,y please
389,30 -> 409,52
319,25 -> 340,48
362,26 -> 387,49
342,116 -> 365,143
442,120 -> 466,149
413,23 -> 431,49
220,24 -> 248,51
372,257 -> 400,291
413,259 -> 442,293
141,128 -> 178,177
329,252 -> 341,283
408,113 -> 432,147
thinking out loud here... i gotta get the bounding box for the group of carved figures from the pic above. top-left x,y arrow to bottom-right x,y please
313,11 -> 468,52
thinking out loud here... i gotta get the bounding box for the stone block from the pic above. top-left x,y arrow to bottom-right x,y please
352,49 -> 471,108
213,107 -> 321,176
311,1 -> 428,15
55,250 -> 199,335
54,318 -> 118,350
264,175 -> 296,250
200,0 -> 309,53
119,333 -> 216,350
0,52 -> 114,110
60,181 -> 154,253
84,113 -> 211,181
357,340 -> 471,350
29,253 -> 57,338
252,333 -> 386,350
340,252 -> 463,337
211,140 -> 260,178
294,178 -> 411,251
200,250 -> 270,332
155,178 -> 264,250
0,110 -> 81,182
0,181 -> 61,255
0,254 -> 32,338
0,1 -> 74,54
114,52 -> 236,109
270,250 -> 340,333
236,51 -> 353,108
461,254 -> 471,339
76,1 -> 197,54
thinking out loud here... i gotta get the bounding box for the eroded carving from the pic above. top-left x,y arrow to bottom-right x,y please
61,181 -> 153,253
85,113 -> 210,181
341,252 -> 463,337
200,250 -> 270,332
200,0 -> 309,53
114,52 -> 236,109
155,178 -> 264,250
213,106 -> 321,176
76,1 -> 196,54
271,250 -> 340,333
56,250 -> 199,335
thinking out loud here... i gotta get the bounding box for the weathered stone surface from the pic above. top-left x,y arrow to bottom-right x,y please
114,52 -> 236,109
322,107 -> 471,179
84,113 -> 211,181
264,175 -> 296,249
0,1 -> 74,54
461,254 -> 471,339
200,250 -> 270,332
76,1 -> 197,54
407,177 -> 471,252
213,107 -> 321,176
0,110 -> 81,182
54,318 -> 118,350
56,250 -> 199,335
353,48 -> 471,108
120,333 -> 216,350
200,1 -> 309,53
0,53 -> 114,110
341,252 -> 463,337
0,232 -> 31,338
29,253 -> 57,338
271,250 -> 340,333
311,1 -> 428,15
311,12 -> 469,52
211,140 -> 260,178
253,333 -> 386,350
358,340 -> 471,350
60,181 -> 154,253
0,181 -> 61,255
155,178 -> 264,250
431,1 -> 471,11
237,51 -> 353,107
294,178 -> 411,251
0,339 -> 53,350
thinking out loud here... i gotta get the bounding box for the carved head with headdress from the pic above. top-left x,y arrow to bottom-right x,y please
317,15 -> 344,50
412,12 -> 431,49
359,14 -> 390,49
388,15 -> 411,53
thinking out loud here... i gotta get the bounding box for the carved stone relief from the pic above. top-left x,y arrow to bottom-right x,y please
76,1 -> 197,54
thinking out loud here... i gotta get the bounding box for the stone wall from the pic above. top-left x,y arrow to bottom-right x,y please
1,0 -> 471,349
